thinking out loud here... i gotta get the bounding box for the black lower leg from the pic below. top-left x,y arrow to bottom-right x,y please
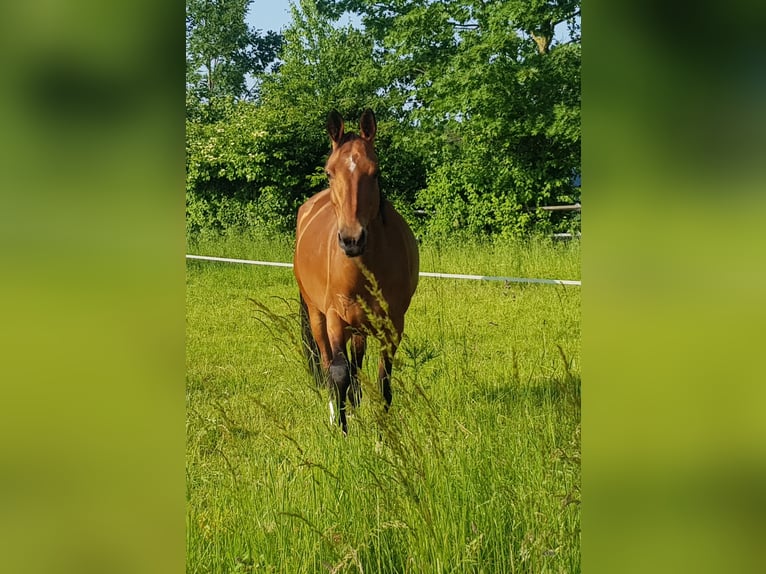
329,359 -> 350,433
379,357 -> 393,411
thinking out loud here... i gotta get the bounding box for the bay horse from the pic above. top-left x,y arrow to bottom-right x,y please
293,109 -> 419,434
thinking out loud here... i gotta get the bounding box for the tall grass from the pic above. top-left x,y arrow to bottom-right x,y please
186,232 -> 580,573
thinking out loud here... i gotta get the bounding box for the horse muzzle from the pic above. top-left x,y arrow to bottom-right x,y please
338,228 -> 367,257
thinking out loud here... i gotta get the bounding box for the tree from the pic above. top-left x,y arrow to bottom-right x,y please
410,0 -> 580,236
186,0 -> 281,103
185,0 -> 581,238
317,0 -> 581,236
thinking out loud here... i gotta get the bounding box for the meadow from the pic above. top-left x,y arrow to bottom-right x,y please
186,232 -> 581,573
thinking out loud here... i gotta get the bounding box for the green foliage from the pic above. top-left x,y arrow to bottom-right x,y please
185,99 -> 325,235
380,0 -> 580,236
319,0 -> 580,237
186,97 -> 302,235
185,0 -> 580,239
186,0 -> 430,238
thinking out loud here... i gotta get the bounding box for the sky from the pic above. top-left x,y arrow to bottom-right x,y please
246,0 -> 292,33
247,0 -> 363,34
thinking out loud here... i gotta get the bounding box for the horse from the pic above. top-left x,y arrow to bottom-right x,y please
293,109 -> 419,434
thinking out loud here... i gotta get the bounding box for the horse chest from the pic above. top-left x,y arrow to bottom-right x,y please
333,289 -> 382,328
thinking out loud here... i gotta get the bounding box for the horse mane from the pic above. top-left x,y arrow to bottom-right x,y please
379,188 -> 387,225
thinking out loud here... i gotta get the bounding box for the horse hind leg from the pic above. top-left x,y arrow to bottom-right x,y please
299,295 -> 324,387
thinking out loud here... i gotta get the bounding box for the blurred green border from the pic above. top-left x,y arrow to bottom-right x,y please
585,1 -> 766,572
0,3 -> 185,573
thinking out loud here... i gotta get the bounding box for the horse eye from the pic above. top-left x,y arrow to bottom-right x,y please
325,170 -> 332,179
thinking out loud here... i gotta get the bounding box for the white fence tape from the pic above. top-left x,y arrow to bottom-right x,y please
418,271 -> 580,286
186,254 -> 581,286
186,254 -> 293,268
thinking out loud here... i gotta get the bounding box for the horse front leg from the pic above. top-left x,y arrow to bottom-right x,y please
348,332 -> 366,408
328,351 -> 351,434
378,319 -> 403,412
377,354 -> 393,411
304,305 -> 343,428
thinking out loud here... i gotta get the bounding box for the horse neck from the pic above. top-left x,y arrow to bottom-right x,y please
361,205 -> 387,257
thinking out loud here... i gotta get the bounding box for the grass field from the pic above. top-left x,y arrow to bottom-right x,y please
186,232 -> 581,573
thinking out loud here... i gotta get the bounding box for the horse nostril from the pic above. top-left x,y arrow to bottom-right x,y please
338,229 -> 366,256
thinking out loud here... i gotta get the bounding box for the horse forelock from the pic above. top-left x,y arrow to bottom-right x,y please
338,132 -> 360,146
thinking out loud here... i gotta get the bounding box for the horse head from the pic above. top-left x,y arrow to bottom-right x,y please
325,109 -> 380,257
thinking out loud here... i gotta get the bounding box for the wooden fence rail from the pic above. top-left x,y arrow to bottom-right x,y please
539,203 -> 581,212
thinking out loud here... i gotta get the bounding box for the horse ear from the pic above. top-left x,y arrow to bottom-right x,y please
359,109 -> 376,142
327,110 -> 345,147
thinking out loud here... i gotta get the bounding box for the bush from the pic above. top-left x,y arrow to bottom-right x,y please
185,97 -> 328,239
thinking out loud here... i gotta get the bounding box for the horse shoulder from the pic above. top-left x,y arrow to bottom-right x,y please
295,189 -> 335,303
297,189 -> 331,233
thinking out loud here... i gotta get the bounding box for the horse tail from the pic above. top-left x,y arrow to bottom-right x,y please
299,293 -> 325,387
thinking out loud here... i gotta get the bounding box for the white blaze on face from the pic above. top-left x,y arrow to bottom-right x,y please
346,154 -> 357,174
329,400 -> 335,423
